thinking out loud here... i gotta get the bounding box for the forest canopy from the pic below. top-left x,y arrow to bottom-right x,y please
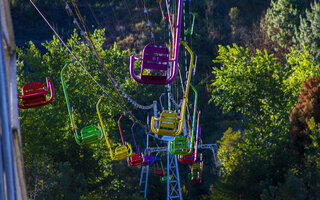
13,0 -> 320,199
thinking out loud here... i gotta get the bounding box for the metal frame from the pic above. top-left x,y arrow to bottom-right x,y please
0,0 -> 27,197
201,144 -> 219,169
167,143 -> 183,200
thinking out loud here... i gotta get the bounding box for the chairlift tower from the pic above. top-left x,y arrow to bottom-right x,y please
139,141 -> 183,200
166,142 -> 183,200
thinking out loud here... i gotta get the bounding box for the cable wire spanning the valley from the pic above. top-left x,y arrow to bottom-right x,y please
29,0 -> 148,130
65,1 -> 154,111
140,0 -> 155,43
29,0 -> 124,110
69,0 -> 148,129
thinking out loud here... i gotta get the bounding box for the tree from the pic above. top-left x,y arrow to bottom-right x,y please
211,44 -> 291,131
210,44 -> 320,199
289,77 -> 320,157
295,1 -> 320,64
263,0 -> 306,49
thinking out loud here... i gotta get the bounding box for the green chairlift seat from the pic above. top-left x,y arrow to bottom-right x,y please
168,136 -> 188,154
78,125 -> 104,145
61,61 -> 104,145
169,83 -> 198,155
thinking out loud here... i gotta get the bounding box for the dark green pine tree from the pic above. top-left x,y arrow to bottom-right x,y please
295,1 -> 320,64
263,0 -> 306,50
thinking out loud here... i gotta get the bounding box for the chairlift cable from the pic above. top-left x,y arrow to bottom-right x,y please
140,0 -> 155,43
65,0 -> 154,110
85,0 -> 101,28
28,0 -> 124,111
165,0 -> 174,38
70,0 -> 148,130
69,0 -> 153,112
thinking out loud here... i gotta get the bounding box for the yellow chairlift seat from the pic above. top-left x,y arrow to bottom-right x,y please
97,96 -> 132,161
151,41 -> 194,136
112,143 -> 133,161
151,110 -> 179,136
188,163 -> 200,179
189,153 -> 203,184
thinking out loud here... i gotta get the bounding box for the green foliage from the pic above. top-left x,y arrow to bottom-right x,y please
295,1 -> 320,64
264,0 -> 306,49
302,118 -> 320,198
283,47 -> 320,109
263,117 -> 320,200
17,29 -> 146,199
210,44 -> 320,199
211,44 -> 290,130
214,126 -> 291,199
217,128 -> 241,176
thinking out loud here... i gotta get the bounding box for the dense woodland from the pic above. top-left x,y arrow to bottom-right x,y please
11,0 -> 320,199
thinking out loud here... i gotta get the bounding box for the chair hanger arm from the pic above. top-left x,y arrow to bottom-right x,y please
129,55 -> 142,83
45,77 -> 55,105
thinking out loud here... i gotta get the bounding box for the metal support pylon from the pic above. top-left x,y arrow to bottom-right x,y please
139,165 -> 149,198
167,143 -> 182,200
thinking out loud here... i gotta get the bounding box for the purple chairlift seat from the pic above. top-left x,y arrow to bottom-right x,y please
130,43 -> 175,85
129,0 -> 184,85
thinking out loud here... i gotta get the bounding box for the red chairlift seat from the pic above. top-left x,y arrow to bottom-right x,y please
127,121 -> 143,166
127,153 -> 143,166
154,167 -> 164,177
153,154 -> 165,177
178,149 -> 196,164
18,77 -> 54,109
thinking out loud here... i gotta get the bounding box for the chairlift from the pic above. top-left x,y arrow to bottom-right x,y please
189,160 -> 203,184
153,153 -> 165,177
97,96 -> 133,161
114,113 -> 134,160
127,121 -> 143,166
129,0 -> 183,85
18,77 -> 54,109
178,107 -> 201,163
139,129 -> 157,166
61,62 -> 103,145
168,84 -> 198,155
151,41 -> 195,136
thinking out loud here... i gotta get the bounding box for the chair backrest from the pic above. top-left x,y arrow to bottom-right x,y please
142,154 -> 155,166
178,151 -> 194,160
80,125 -> 102,144
173,136 -> 188,148
22,82 -> 46,96
128,153 -> 143,166
115,145 -> 128,154
142,43 -> 170,71
159,110 -> 178,130
111,145 -> 130,160
155,169 -> 164,176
